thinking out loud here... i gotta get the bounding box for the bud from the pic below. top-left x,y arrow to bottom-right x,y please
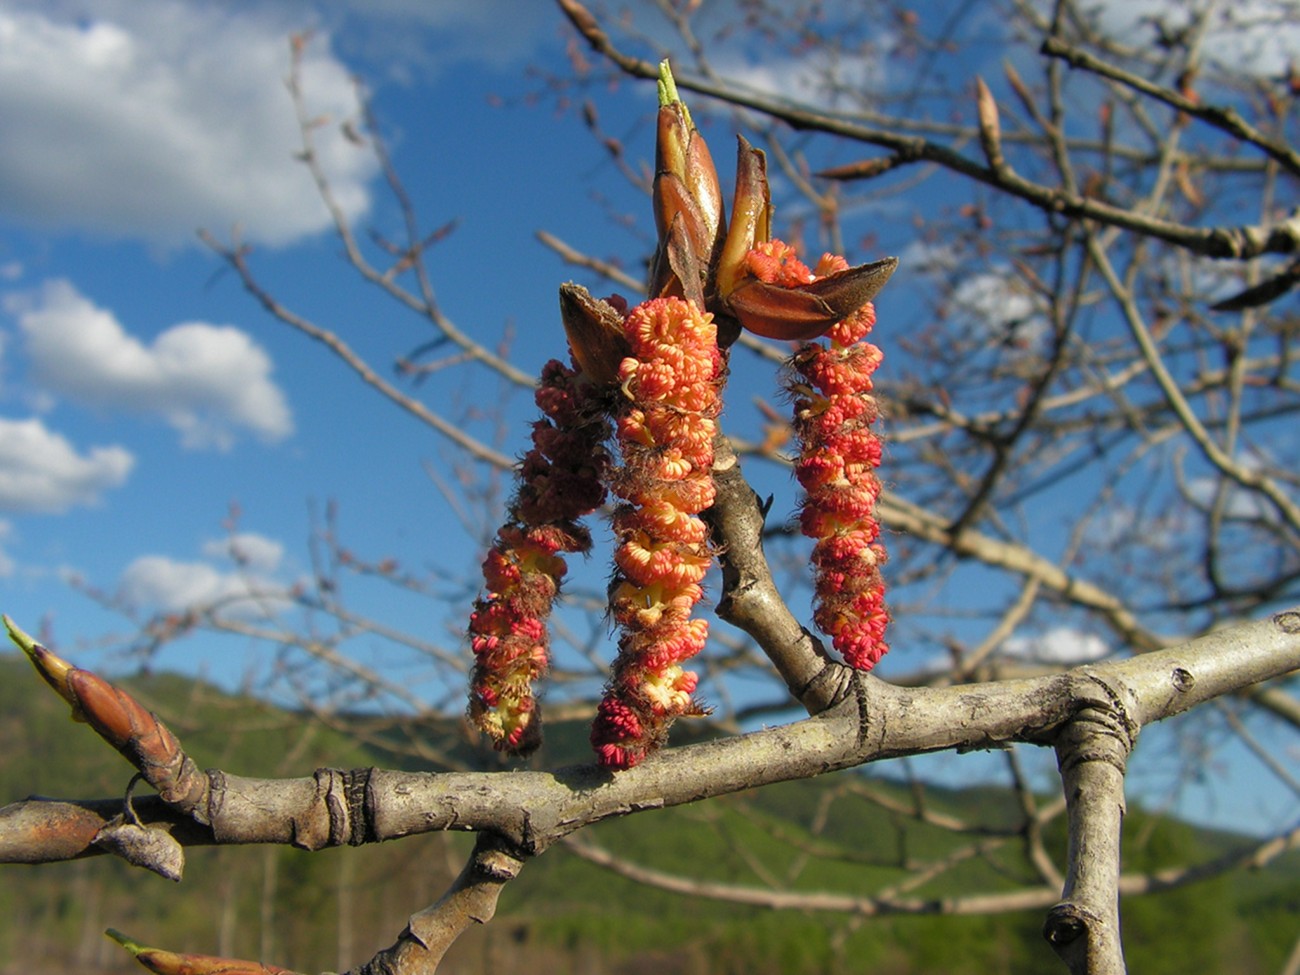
65,667 -> 206,810
6,615 -> 206,810
648,61 -> 726,304
106,930 -> 296,975
5,615 -> 80,718
713,136 -> 772,303
559,283 -> 630,387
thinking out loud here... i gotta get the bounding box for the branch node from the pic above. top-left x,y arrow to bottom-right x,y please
1274,610 -> 1300,635
1043,902 -> 1097,946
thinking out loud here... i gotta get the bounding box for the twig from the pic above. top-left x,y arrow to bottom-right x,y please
555,0 -> 1300,261
1040,36 -> 1300,177
199,232 -> 515,471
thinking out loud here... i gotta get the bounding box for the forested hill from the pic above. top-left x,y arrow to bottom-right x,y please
1,655 -> 1295,975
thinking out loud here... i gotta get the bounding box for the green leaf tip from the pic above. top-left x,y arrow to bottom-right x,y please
106,929 -> 145,956
5,614 -> 83,719
3,614 -> 37,657
657,60 -> 691,125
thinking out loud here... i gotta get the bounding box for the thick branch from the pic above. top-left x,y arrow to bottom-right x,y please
6,610 -> 1297,865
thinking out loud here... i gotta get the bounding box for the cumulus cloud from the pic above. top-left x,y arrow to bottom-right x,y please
896,243 -> 1048,348
0,0 -> 375,246
709,47 -> 889,112
118,532 -> 288,615
0,416 -> 133,513
1001,626 -> 1110,665
9,279 -> 292,449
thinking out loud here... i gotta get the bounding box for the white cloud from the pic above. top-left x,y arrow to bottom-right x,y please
1185,449 -> 1290,523
118,528 -> 291,615
201,532 -> 285,572
117,553 -> 285,615
1001,626 -> 1110,665
950,271 -> 1045,344
1091,0 -> 1299,77
898,240 -> 962,276
0,1 -> 375,247
710,48 -> 887,112
0,416 -> 133,513
897,250 -> 1049,349
10,279 -> 292,450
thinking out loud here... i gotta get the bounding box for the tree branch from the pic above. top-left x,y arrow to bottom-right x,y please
556,0 -> 1300,261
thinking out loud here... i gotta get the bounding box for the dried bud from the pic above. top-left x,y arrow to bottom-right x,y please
94,822 -> 185,882
727,257 -> 898,341
559,283 -> 630,386
725,237 -> 898,342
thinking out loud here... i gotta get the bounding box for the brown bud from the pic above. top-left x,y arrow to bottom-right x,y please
63,668 -> 206,811
650,62 -> 725,299
106,930 -> 297,975
975,77 -> 1005,171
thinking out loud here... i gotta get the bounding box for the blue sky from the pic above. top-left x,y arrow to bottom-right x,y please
0,0 -> 1296,837
0,1 -> 608,666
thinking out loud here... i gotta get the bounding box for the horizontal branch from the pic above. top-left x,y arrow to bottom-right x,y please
6,610 -> 1297,865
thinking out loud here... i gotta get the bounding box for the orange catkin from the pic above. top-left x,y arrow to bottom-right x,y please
774,246 -> 891,670
590,297 -> 722,769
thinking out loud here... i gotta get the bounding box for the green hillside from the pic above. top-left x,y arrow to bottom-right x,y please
0,654 -> 1295,975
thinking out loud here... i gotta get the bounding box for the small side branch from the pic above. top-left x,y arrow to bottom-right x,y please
352,833 -> 526,975
706,431 -> 851,713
